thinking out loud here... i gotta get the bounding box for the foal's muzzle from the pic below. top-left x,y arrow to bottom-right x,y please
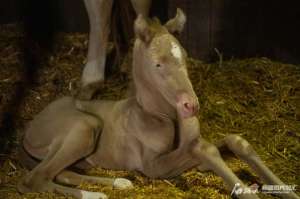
176,93 -> 199,118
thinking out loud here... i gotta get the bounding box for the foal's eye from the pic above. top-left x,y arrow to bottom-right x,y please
156,64 -> 161,68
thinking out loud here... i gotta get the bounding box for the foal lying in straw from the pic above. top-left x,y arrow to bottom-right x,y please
18,9 -> 299,199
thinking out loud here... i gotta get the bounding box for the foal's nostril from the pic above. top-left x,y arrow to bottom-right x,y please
177,93 -> 199,117
184,102 -> 192,110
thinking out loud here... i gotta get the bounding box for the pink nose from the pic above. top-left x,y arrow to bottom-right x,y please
176,93 -> 199,118
184,102 -> 194,111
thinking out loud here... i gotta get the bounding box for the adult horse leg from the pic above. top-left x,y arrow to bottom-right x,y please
79,0 -> 151,100
131,0 -> 151,16
123,0 -> 151,97
79,0 -> 113,100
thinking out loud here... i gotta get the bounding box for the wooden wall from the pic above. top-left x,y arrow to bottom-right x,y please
169,0 -> 224,60
169,0 -> 300,63
1,0 -> 300,63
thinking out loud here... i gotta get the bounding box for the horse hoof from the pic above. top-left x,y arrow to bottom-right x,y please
80,190 -> 108,199
73,80 -> 104,101
113,178 -> 133,190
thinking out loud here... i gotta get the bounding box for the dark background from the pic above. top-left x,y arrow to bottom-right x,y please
1,0 -> 300,63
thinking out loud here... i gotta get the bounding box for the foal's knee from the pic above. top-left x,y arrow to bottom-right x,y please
192,140 -> 221,161
224,135 -> 257,158
69,123 -> 101,157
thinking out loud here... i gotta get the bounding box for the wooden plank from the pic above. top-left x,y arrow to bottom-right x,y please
2,0 -> 300,63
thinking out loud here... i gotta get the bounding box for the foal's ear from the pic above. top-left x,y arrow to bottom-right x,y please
165,8 -> 186,34
134,14 -> 154,45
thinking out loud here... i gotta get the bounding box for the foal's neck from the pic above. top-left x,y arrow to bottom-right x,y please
134,81 -> 176,121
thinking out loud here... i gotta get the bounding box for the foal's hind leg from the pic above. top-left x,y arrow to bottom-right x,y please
18,125 -> 106,199
217,134 -> 299,199
56,170 -> 133,190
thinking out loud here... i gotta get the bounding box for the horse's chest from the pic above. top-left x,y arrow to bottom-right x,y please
137,124 -> 175,154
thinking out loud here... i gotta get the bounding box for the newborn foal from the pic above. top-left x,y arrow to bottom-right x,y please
19,9 -> 299,199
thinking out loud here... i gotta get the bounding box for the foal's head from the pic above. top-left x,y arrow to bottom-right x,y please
133,9 -> 199,119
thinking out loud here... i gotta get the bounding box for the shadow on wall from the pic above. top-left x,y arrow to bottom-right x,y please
220,0 -> 300,64
0,0 -> 57,153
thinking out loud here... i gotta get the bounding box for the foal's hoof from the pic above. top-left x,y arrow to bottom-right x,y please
17,180 -> 31,193
113,178 -> 133,189
80,191 -> 108,199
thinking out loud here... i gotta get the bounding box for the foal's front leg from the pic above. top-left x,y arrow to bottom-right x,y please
143,117 -> 259,199
142,139 -> 258,199
191,139 -> 260,199
217,134 -> 300,199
